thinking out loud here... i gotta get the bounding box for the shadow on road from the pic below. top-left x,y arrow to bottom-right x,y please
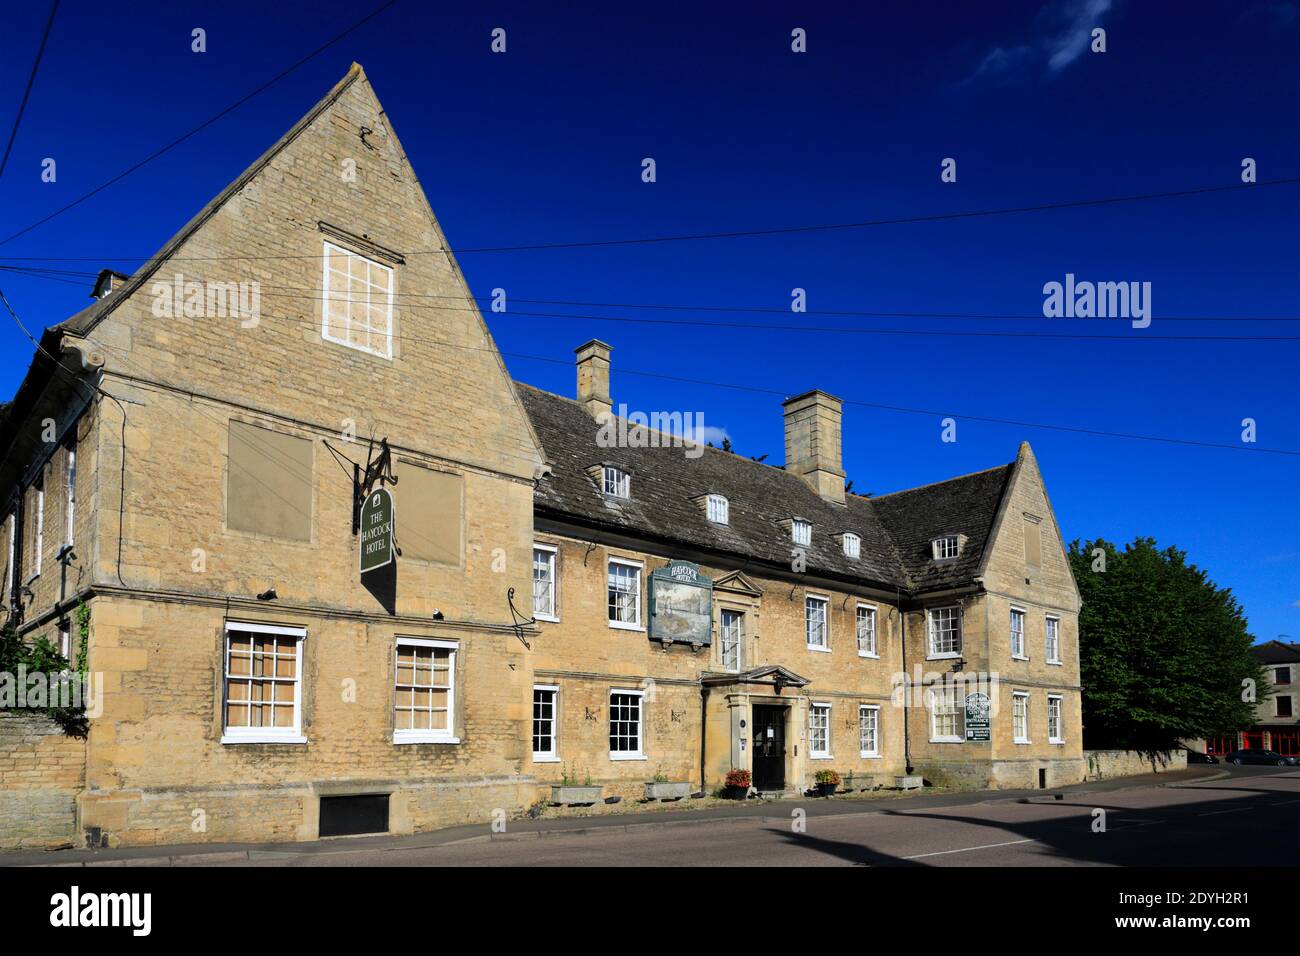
770,781 -> 1299,867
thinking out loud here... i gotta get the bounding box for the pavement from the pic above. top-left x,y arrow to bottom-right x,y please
9,763 -> 1292,868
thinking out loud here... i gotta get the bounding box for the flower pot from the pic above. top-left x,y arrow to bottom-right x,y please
816,782 -> 838,797
551,785 -> 603,806
724,785 -> 750,800
644,781 -> 691,801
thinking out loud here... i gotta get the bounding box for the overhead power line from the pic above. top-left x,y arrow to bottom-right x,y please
0,0 -> 60,179
4,280 -> 1291,457
0,0 -> 400,246
1,266 -> 1296,341
1,267 -> 1296,322
0,176 -> 1295,260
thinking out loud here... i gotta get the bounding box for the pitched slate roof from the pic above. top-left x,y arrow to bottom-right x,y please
870,464 -> 1014,591
517,383 -> 1015,595
1253,640 -> 1300,664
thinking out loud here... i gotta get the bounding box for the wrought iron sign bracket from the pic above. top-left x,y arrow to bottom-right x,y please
352,437 -> 399,536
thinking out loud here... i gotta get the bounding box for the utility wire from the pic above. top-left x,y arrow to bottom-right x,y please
0,0 -> 400,246
7,287 -> 1289,457
3,267 -> 1294,323
1,266 -> 1295,341
1,176 -> 1295,259
0,0 -> 59,179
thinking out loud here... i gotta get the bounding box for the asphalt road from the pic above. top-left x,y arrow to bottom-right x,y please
215,764 -> 1300,867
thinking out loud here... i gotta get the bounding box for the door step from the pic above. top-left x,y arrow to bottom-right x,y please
756,789 -> 798,800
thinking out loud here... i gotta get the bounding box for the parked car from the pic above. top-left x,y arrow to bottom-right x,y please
1224,749 -> 1298,766
1185,749 -> 1218,764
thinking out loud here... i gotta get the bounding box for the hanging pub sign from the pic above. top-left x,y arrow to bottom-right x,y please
964,691 -> 991,742
649,560 -> 712,645
359,487 -> 396,574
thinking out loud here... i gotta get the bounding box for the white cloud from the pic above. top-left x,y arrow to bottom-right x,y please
682,423 -> 730,446
969,0 -> 1113,81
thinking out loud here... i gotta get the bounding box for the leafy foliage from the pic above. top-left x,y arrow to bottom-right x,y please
0,600 -> 89,735
1068,538 -> 1266,750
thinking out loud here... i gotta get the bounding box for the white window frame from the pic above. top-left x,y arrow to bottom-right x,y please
856,603 -> 878,658
809,702 -> 832,759
607,557 -> 644,630
221,621 -> 307,745
706,494 -> 729,525
602,465 -> 630,498
927,605 -> 962,659
859,704 -> 881,758
1010,607 -> 1027,660
608,688 -> 646,760
64,446 -> 76,548
393,636 -> 459,745
792,518 -> 812,547
1013,691 -> 1031,744
842,532 -> 860,558
532,544 -> 559,622
1047,694 -> 1064,744
928,684 -> 963,743
1045,615 -> 1062,664
932,535 -> 960,560
532,684 -> 560,762
719,607 -> 743,673
321,240 -> 395,360
29,481 -> 43,580
805,594 -> 830,651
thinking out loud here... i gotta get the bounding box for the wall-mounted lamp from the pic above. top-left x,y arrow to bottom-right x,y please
432,609 -> 444,621
256,587 -> 278,602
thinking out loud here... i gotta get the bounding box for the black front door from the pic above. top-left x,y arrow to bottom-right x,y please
751,705 -> 787,791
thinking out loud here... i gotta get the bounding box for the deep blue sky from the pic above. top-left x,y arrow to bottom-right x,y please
1,1 -> 1297,641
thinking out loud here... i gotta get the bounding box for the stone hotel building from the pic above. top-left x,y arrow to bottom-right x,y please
0,65 -> 1083,848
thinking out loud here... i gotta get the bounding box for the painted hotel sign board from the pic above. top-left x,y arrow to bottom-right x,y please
360,487 -> 396,574
649,560 -> 713,645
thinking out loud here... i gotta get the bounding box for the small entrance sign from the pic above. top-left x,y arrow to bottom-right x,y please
965,692 -> 991,742
359,487 -> 395,574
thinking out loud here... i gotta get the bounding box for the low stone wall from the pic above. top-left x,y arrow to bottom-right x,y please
1084,749 -> 1187,781
0,713 -> 87,849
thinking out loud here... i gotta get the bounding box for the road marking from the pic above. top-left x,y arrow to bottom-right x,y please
902,838 -> 1036,860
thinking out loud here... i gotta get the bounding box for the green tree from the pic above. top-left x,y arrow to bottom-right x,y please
1068,537 -> 1266,751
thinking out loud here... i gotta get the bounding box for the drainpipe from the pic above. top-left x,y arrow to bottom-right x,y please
7,492 -> 25,628
899,587 -> 913,775
699,685 -> 710,793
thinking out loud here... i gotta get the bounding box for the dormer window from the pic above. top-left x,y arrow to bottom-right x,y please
932,534 -> 961,560
792,518 -> 812,547
602,466 -> 630,498
706,494 -> 729,525
841,532 -> 860,558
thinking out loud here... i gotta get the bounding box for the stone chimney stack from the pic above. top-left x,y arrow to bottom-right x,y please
782,390 -> 845,504
575,339 -> 613,419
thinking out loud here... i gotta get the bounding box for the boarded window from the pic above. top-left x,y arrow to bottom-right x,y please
1024,516 -> 1041,567
227,421 -> 313,541
393,462 -> 463,565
